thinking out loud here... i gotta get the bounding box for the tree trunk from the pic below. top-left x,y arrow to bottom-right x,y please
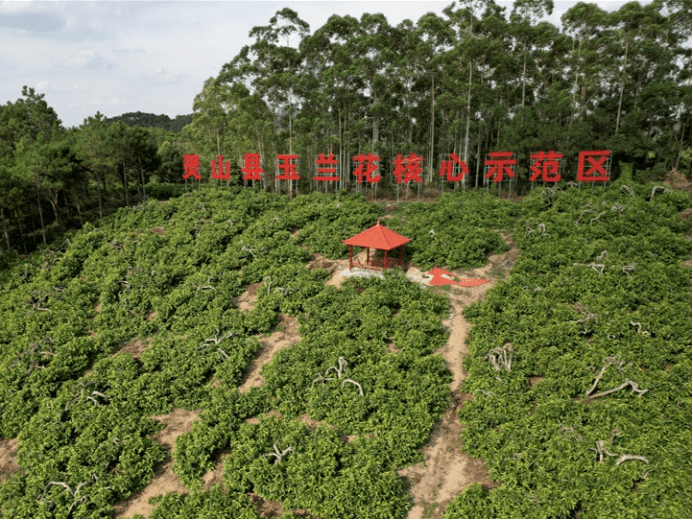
475,125 -> 482,189
521,42 -> 527,115
138,155 -> 147,200
48,188 -> 62,231
121,165 -> 129,206
95,170 -> 103,219
463,62 -> 473,175
73,192 -> 84,228
15,210 -> 27,253
429,74 -> 435,183
1,207 -> 10,252
497,118 -> 501,148
36,182 -> 46,246
674,113 -> 689,171
63,192 -> 71,223
121,147 -> 129,205
615,40 -> 628,135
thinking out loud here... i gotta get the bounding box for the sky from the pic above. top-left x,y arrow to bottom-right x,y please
0,0 -> 657,129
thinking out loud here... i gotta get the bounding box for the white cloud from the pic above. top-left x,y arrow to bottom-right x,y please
0,0 -> 676,129
144,67 -> 185,85
52,49 -> 107,70
36,80 -> 52,92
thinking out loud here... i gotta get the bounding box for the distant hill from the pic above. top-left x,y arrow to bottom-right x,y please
105,111 -> 193,132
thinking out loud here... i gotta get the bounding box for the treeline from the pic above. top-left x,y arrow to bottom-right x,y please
105,112 -> 193,133
0,0 -> 691,258
0,87 -> 189,256
184,0 -> 691,188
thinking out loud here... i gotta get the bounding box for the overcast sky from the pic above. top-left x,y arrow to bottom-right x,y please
1,0 -> 652,129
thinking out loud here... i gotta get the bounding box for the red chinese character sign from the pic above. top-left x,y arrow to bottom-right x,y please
485,152 -> 516,183
241,153 -> 264,185
578,150 -> 611,183
183,154 -> 201,181
276,154 -> 300,181
529,150 -> 563,185
314,153 -> 340,193
393,153 -> 424,202
314,153 -> 339,181
275,154 -> 299,197
352,153 -> 381,184
211,155 -> 230,181
439,153 -> 469,191
485,151 -> 516,199
392,153 -> 423,184
352,153 -> 380,200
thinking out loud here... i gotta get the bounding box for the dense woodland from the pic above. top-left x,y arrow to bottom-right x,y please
0,0 -> 691,257
104,113 -> 193,134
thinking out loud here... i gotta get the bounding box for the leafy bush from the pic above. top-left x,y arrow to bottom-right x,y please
446,182 -> 692,519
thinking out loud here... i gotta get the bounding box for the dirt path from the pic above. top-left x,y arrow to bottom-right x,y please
234,282 -> 261,314
111,235 -> 519,519
114,408 -> 200,519
398,234 -> 520,519
0,437 -> 19,487
238,314 -> 300,393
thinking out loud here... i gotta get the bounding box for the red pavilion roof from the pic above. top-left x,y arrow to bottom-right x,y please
343,221 -> 411,251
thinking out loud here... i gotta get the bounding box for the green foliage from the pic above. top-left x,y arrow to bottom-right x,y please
149,485 -> 257,519
105,111 -> 193,133
172,387 -> 270,490
290,192 -> 382,258
145,182 -> 189,200
1,176 -> 689,519
393,191 -> 517,270
445,182 -> 692,519
222,416 -> 411,518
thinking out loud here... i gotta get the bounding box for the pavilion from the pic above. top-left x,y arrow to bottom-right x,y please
342,221 -> 411,271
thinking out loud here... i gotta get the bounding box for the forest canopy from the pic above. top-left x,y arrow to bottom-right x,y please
0,0 -> 690,257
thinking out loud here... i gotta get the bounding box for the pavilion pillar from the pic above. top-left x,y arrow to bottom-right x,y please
367,247 -> 370,267
384,250 -> 388,270
349,246 -> 353,270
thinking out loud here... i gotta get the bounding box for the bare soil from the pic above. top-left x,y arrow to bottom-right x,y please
250,493 -> 285,518
663,168 -> 692,194
306,253 -> 338,274
529,376 -> 544,388
202,448 -> 229,491
106,233 -> 520,519
398,234 -> 519,519
114,337 -> 151,359
234,282 -> 261,314
114,408 -> 201,519
0,438 -> 19,486
238,314 -> 300,393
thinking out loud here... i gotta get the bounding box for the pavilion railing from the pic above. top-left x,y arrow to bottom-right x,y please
351,257 -> 404,271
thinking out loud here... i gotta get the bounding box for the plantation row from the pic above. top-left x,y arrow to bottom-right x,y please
0,187 -> 514,518
0,182 -> 689,518
445,183 -> 691,518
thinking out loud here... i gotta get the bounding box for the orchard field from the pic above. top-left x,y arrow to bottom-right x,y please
0,180 -> 690,519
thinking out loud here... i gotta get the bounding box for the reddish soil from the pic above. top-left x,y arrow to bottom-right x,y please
107,232 -> 522,519
399,233 -> 519,519
234,282 -> 261,314
0,438 -> 19,486
238,315 -> 300,393
114,408 -> 201,519
114,337 -> 151,359
663,168 -> 692,194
